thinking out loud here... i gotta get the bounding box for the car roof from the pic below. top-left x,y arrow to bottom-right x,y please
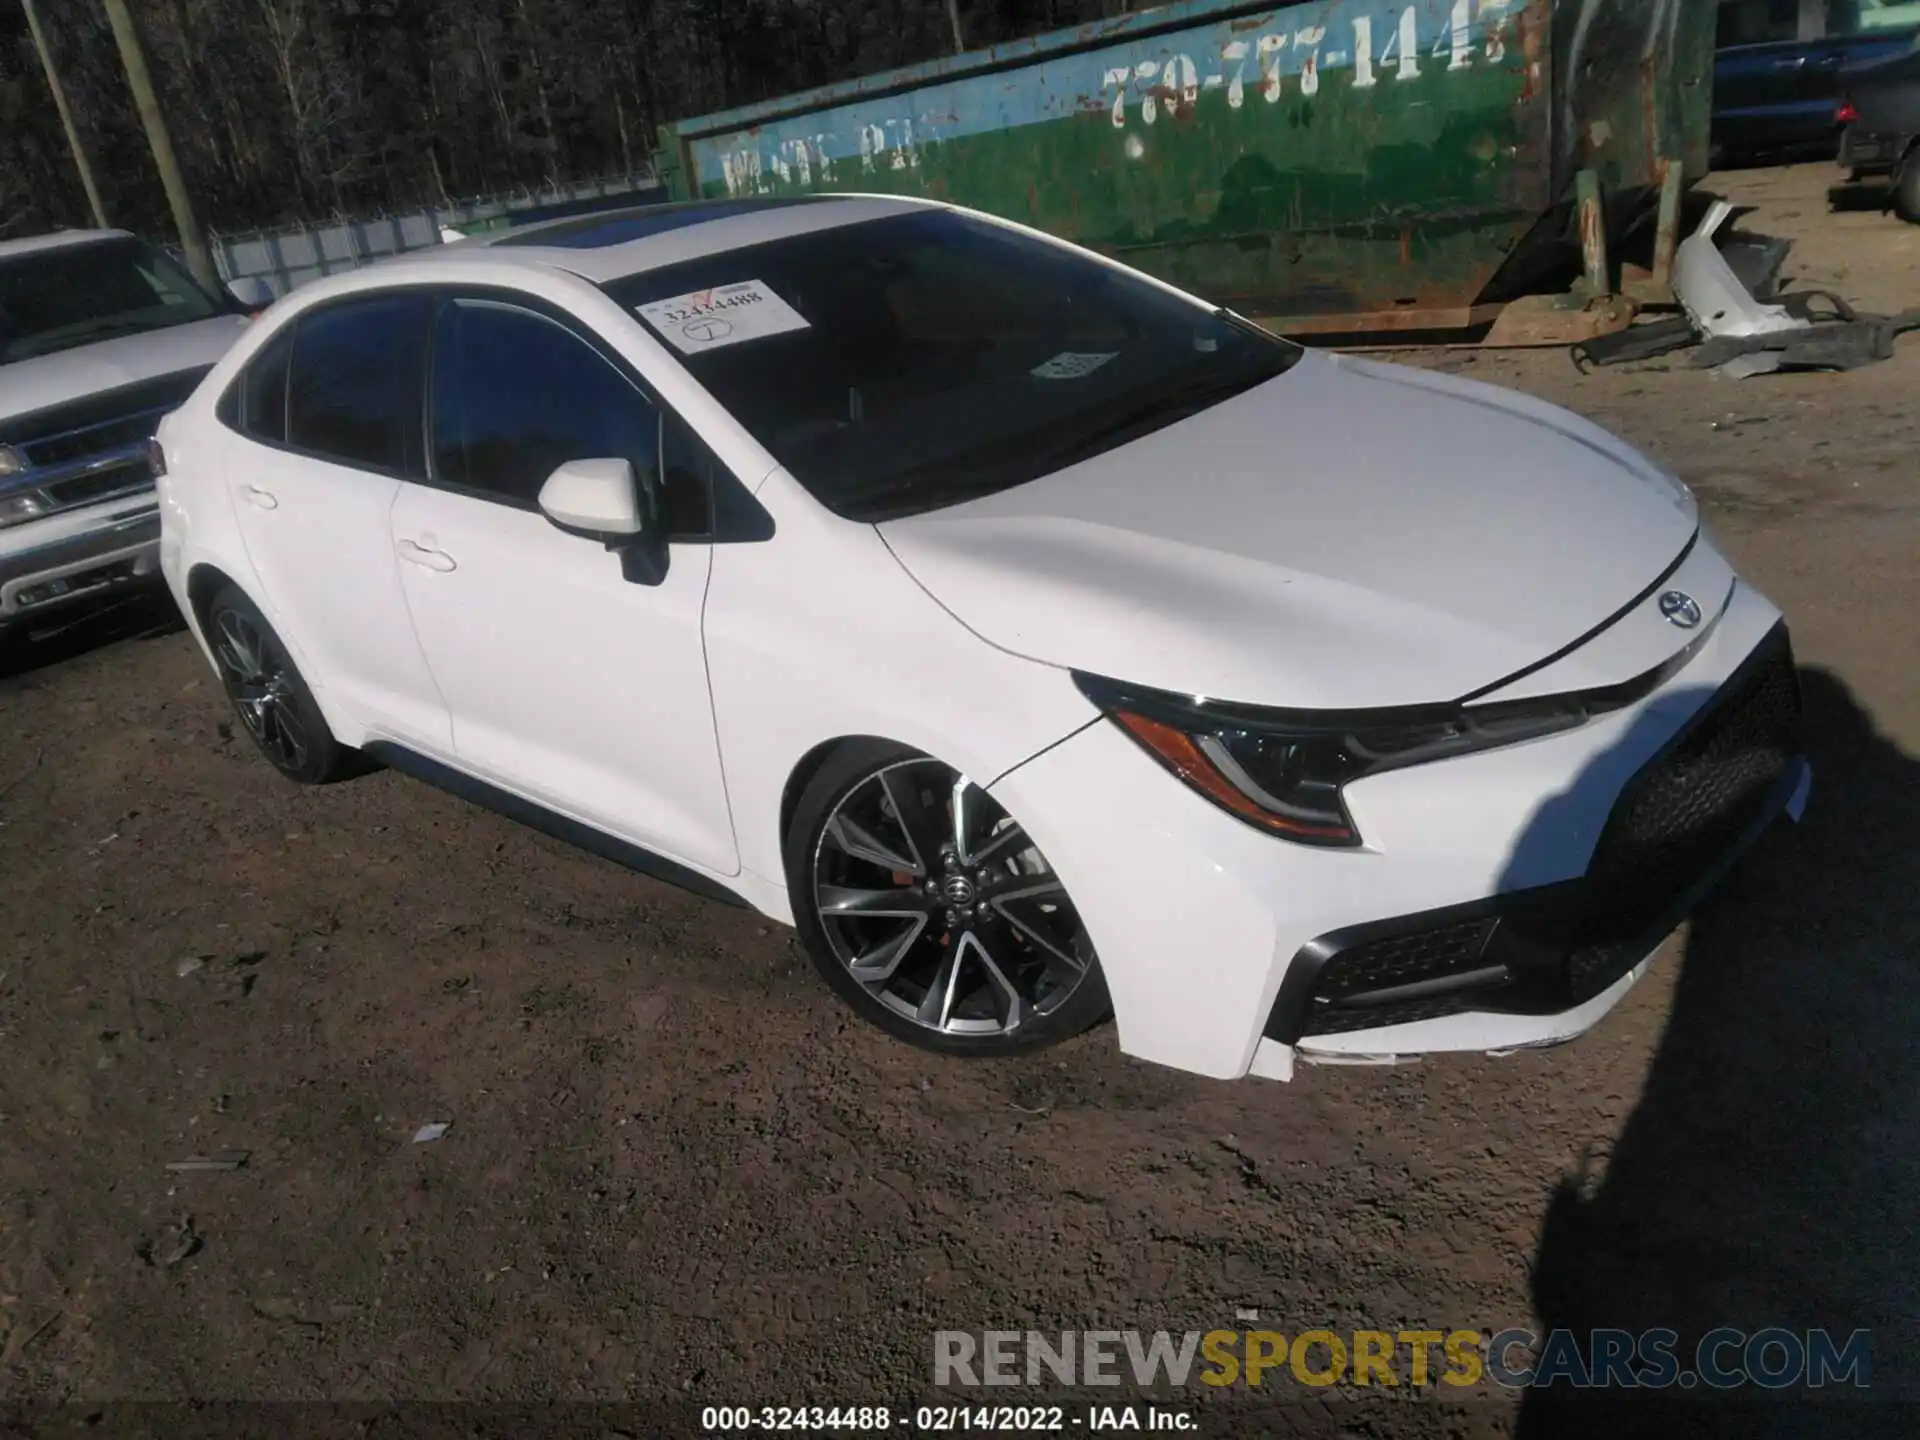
412,193 -> 943,286
0,228 -> 139,261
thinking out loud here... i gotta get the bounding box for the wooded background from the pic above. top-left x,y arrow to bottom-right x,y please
1,0 -> 1124,240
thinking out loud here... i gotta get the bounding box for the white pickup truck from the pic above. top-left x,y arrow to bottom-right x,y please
0,230 -> 254,640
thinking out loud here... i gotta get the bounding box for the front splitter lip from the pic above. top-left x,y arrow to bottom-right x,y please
1293,958 -> 1655,1066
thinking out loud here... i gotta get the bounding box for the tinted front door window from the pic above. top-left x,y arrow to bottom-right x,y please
429,299 -> 660,508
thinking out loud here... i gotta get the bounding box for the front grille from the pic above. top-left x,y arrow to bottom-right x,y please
1574,627 -> 1801,958
22,410 -> 162,469
40,460 -> 152,510
1284,626 -> 1804,1041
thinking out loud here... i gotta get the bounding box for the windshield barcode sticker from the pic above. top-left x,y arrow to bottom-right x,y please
1031,351 -> 1117,380
637,281 -> 810,354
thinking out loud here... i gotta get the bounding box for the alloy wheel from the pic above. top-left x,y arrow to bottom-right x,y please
212,608 -> 311,773
811,757 -> 1095,1037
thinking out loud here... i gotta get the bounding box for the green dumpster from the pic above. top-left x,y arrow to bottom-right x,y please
656,0 -> 1711,335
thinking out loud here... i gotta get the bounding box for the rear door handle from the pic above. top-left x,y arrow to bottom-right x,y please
239,484 -> 278,510
396,538 -> 456,573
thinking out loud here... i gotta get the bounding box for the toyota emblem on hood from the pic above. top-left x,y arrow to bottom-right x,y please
1659,590 -> 1703,629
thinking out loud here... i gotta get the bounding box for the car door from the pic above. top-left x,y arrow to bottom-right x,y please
224,293 -> 453,751
387,292 -> 738,876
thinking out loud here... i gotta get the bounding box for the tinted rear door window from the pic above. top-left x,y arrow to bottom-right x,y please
287,295 -> 428,474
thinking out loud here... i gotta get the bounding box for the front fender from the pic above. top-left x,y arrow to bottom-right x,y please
701,495 -> 1099,919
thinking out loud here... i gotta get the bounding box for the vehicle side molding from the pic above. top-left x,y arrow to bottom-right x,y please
361,741 -> 751,908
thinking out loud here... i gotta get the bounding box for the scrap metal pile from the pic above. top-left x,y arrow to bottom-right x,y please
1574,201 -> 1920,377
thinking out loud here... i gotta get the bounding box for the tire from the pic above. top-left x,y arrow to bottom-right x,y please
1896,150 -> 1920,224
203,584 -> 359,784
785,739 -> 1111,1057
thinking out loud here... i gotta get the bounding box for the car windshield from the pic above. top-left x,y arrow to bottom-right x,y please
0,236 -> 224,366
603,210 -> 1303,521
1845,0 -> 1920,34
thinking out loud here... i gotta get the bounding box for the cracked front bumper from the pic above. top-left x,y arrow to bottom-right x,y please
990,579 -> 1803,1081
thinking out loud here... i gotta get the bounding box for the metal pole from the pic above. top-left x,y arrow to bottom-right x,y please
945,0 -> 964,54
20,0 -> 110,228
98,0 -> 219,291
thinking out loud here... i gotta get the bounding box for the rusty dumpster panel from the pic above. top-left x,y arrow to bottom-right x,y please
656,0 -> 1711,328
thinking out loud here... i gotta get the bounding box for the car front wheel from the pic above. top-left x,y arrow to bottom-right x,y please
786,741 -> 1110,1056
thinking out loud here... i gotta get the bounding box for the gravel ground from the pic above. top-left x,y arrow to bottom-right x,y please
1,163 -> 1916,1438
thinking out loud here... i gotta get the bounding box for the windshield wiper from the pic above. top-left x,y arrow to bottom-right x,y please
1061,365 -> 1268,451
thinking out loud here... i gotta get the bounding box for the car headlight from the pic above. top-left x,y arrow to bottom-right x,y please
1073,674 -> 1597,847
0,489 -> 47,529
0,444 -> 27,478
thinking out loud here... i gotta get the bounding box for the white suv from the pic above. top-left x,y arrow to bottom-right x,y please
1,231 -> 250,639
155,196 -> 1809,1082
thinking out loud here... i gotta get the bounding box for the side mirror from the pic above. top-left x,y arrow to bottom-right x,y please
539,458 -> 645,537
225,276 -> 275,313
537,458 -> 668,585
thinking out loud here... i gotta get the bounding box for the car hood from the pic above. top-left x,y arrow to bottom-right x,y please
877,352 -> 1699,711
0,315 -> 249,423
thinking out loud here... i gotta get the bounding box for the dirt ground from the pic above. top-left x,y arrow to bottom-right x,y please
2,163 -> 1917,1438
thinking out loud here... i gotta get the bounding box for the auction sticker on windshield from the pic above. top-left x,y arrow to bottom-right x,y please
636,281 -> 810,354
1031,351 -> 1117,380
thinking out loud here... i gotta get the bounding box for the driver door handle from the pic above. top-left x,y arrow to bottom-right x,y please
396,538 -> 456,573
239,484 -> 278,510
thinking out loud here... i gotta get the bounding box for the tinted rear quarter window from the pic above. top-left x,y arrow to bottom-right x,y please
287,295 -> 429,474
239,327 -> 293,444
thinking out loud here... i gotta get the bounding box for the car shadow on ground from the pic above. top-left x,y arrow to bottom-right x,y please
0,587 -> 185,683
1511,666 -> 1919,1437
1828,181 -> 1897,215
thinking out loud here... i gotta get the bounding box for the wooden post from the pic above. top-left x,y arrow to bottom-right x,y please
1650,156 -> 1684,293
946,0 -> 965,54
1576,168 -> 1609,299
20,0 -> 110,228
99,0 -> 220,292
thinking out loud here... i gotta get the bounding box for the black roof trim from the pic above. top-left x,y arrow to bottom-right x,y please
487,196 -> 842,251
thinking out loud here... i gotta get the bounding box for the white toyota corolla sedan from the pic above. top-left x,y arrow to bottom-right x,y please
153,195 -> 1810,1082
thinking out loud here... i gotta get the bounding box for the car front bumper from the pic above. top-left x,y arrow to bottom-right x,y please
990,578 -> 1806,1080
0,499 -> 163,627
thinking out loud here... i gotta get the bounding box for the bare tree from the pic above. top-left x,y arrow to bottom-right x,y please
20,0 -> 109,226
257,0 -> 362,214
0,0 -> 1116,238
